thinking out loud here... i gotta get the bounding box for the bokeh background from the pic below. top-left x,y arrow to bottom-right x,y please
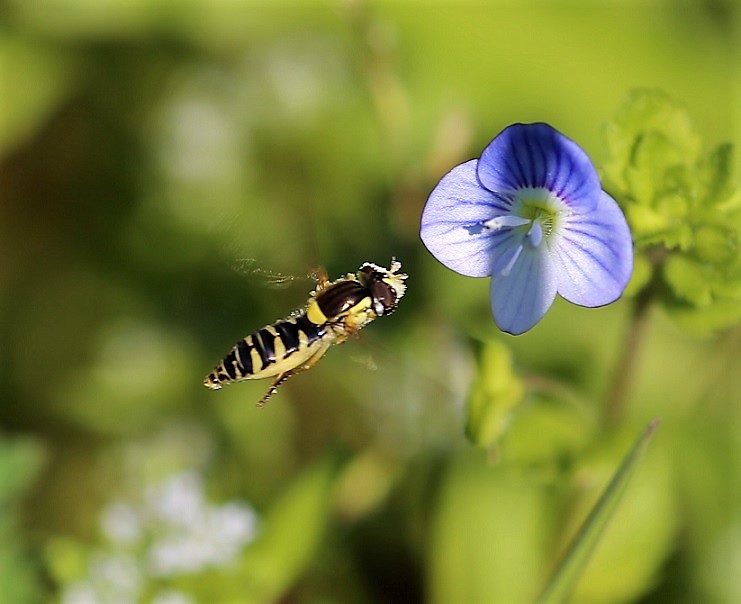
1,1 -> 739,602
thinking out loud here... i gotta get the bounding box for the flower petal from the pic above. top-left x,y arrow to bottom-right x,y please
490,236 -> 558,335
478,123 -> 601,214
551,191 -> 634,307
420,159 -> 507,277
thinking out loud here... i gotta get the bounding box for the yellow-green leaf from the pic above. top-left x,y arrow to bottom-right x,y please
465,340 -> 525,450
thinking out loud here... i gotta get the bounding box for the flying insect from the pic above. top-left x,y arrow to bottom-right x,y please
204,260 -> 407,406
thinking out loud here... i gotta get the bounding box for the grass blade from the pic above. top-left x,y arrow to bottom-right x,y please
537,419 -> 661,604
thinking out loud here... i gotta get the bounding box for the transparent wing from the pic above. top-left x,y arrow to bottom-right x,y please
231,258 -> 312,290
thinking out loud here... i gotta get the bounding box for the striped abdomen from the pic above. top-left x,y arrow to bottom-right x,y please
204,314 -> 331,389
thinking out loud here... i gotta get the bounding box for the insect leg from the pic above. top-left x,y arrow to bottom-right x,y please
256,341 -> 332,408
257,372 -> 292,408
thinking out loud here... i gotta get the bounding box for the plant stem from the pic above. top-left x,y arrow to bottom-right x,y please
603,285 -> 653,425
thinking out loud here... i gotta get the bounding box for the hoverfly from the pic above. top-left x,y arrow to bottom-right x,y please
204,260 -> 407,406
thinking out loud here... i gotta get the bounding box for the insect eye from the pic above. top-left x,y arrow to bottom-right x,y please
370,280 -> 397,315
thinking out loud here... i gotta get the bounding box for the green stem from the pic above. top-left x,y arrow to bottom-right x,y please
603,287 -> 652,425
604,248 -> 665,425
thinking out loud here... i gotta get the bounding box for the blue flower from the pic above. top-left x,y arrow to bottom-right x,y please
420,123 -> 633,335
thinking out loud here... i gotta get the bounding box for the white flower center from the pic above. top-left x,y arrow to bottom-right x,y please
482,189 -> 565,277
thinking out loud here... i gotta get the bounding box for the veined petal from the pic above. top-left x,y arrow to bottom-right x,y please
551,191 -> 634,307
421,159 -> 505,277
478,123 -> 601,214
490,238 -> 558,335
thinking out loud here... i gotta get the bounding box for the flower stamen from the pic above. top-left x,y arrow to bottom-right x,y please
483,215 -> 530,231
482,214 -> 545,277
501,243 -> 524,277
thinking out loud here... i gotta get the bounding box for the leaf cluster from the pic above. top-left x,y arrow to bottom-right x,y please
603,90 -> 741,331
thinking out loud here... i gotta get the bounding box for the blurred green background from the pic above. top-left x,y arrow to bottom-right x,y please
1,1 -> 739,602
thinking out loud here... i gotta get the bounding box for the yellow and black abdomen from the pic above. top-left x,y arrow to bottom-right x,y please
204,313 -> 332,389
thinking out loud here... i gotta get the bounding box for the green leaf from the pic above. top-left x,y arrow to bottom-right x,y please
0,538 -> 44,604
0,437 -> 45,504
696,143 -> 735,208
537,420 -> 665,604
465,340 -> 525,451
0,437 -> 46,604
694,224 -> 738,264
663,255 -> 715,307
624,132 -> 690,207
42,537 -> 90,586
428,454 -> 550,604
666,297 -> 741,333
603,89 -> 699,194
501,394 -> 597,466
663,250 -> 741,326
624,203 -> 689,249
0,35 -> 79,154
234,455 -> 340,603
